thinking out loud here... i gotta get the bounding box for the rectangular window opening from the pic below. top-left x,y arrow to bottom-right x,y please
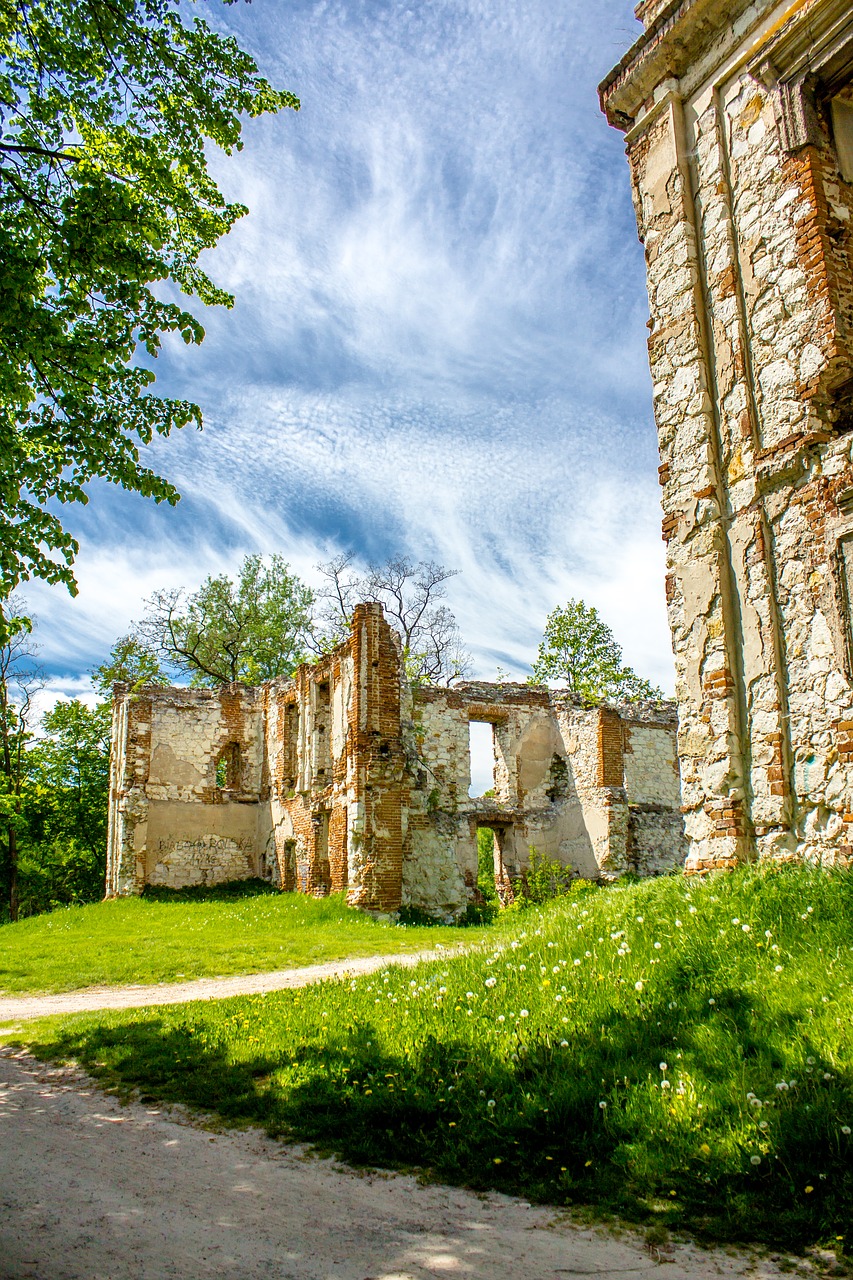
468,720 -> 496,798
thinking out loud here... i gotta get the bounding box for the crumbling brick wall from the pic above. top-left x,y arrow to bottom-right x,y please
601,0 -> 853,872
405,684 -> 685,910
107,611 -> 686,914
106,684 -> 265,894
107,604 -> 406,912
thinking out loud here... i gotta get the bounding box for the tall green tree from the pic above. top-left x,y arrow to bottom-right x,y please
0,595 -> 41,919
0,0 -> 298,599
20,699 -> 111,914
137,553 -> 314,685
92,634 -> 167,695
532,600 -> 663,702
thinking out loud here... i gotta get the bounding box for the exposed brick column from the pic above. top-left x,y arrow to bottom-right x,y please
346,603 -> 405,913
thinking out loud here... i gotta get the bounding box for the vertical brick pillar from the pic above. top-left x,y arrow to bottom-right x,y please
346,603 -> 405,913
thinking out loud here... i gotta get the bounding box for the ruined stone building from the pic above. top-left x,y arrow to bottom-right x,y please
601,0 -> 853,871
107,604 -> 685,916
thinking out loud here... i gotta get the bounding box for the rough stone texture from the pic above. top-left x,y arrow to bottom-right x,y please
601,0 -> 853,873
108,609 -> 686,917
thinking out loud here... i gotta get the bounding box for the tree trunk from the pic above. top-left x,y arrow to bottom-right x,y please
7,824 -> 17,922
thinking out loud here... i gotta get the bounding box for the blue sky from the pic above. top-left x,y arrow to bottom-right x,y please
29,0 -> 671,710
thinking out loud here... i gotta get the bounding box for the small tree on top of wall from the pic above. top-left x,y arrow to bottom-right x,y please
532,600 -> 663,702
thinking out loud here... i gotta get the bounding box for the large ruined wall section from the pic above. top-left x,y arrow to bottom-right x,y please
405,684 -> 687,903
712,57 -> 853,867
258,646 -> 355,896
106,685 -> 265,893
602,0 -> 853,872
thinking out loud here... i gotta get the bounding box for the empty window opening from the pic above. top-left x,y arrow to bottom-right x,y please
476,825 -> 498,902
284,702 -> 299,786
468,720 -> 496,798
215,742 -> 241,790
477,822 -> 516,904
282,839 -> 297,892
314,810 -> 331,895
314,681 -> 332,781
261,839 -> 280,887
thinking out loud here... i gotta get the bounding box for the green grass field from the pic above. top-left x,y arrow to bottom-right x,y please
0,882 -> 495,994
9,865 -> 853,1252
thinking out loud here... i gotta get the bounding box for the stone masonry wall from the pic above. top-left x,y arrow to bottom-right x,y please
107,605 -> 406,911
601,0 -> 853,872
406,684 -> 685,910
108,616 -> 687,914
106,685 -> 265,894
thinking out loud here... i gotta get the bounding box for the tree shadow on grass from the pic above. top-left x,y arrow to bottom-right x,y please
19,978 -> 853,1253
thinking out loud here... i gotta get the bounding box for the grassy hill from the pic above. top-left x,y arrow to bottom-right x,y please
0,883 -> 495,994
8,864 -> 853,1251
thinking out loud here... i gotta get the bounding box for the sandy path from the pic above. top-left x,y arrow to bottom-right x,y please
0,948 -> 453,1025
0,1048 -> 799,1280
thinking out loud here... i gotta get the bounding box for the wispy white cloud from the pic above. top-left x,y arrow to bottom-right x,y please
30,0 -> 670,697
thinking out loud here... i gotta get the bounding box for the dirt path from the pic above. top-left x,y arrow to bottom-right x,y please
0,948 -> 453,1025
0,1048 -> 801,1280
